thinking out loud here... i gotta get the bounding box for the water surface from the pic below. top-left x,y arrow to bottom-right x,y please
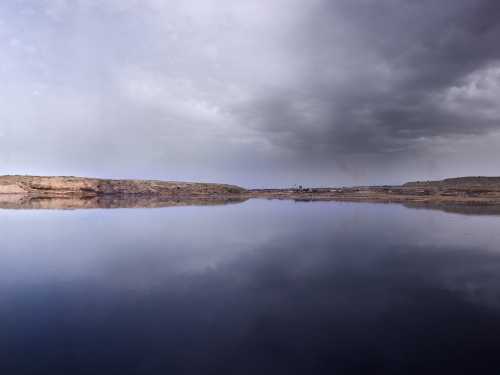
2,199 -> 500,374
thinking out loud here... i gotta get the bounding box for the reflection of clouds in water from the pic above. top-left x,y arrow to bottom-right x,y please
2,201 -> 500,372
1,200 -> 500,296
429,253 -> 500,310
0,204 -> 256,284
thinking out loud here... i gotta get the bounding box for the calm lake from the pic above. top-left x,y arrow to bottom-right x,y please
2,199 -> 500,374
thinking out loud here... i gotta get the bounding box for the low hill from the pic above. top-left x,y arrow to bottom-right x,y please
403,176 -> 500,189
0,175 -> 245,197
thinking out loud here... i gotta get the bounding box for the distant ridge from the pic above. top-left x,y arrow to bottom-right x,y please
404,176 -> 500,187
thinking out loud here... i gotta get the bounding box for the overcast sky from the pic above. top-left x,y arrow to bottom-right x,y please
1,0 -> 500,187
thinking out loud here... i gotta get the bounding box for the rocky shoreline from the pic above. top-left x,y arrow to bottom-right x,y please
0,175 -> 244,197
2,175 -> 500,209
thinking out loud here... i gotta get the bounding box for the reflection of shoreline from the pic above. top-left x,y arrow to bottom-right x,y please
250,196 -> 500,216
402,203 -> 500,216
245,188 -> 500,206
0,194 -> 248,210
2,193 -> 500,216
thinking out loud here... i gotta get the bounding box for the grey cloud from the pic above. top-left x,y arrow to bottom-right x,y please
239,0 -> 500,150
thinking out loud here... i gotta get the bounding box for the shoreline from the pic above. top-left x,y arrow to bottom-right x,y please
244,187 -> 500,206
2,175 -> 500,208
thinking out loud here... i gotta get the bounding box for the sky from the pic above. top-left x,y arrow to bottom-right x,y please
1,0 -> 500,187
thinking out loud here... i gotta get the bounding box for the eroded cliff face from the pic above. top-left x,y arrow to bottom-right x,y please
0,176 -> 246,197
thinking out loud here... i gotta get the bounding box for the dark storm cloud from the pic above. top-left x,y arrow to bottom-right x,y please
234,0 -> 500,158
1,0 -> 500,185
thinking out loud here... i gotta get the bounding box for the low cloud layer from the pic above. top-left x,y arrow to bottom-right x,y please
1,0 -> 500,186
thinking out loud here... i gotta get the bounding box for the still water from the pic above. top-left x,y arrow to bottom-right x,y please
2,199 -> 500,374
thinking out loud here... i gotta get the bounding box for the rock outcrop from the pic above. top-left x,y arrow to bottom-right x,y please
0,175 -> 245,197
